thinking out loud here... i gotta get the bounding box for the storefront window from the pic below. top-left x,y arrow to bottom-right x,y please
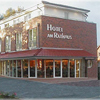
55,60 -> 61,77
46,60 -> 53,78
6,60 -> 10,76
30,60 -> 35,77
29,28 -> 37,49
70,59 -> 75,77
12,60 -> 16,77
62,60 -> 68,77
10,61 -> 12,77
17,60 -> 21,77
22,60 -> 28,78
37,59 -> 44,78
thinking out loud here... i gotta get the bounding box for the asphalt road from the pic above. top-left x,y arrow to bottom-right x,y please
0,77 -> 100,99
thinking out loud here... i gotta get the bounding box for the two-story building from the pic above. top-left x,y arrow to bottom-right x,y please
0,1 -> 97,78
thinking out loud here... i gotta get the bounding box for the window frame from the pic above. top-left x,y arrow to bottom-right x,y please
0,38 -> 1,52
16,33 -> 22,51
5,35 -> 11,52
28,28 -> 37,49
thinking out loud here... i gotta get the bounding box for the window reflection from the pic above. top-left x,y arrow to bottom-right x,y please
23,60 -> 28,78
37,60 -> 44,78
17,60 -> 21,77
30,60 -> 35,77
46,60 -> 53,78
62,60 -> 68,77
55,60 -> 61,77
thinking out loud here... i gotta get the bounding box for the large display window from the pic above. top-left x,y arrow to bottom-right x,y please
46,60 -> 53,78
30,60 -> 36,77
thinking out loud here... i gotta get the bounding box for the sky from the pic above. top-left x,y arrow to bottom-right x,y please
0,0 -> 100,46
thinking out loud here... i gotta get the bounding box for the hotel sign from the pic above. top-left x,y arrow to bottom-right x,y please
47,24 -> 72,39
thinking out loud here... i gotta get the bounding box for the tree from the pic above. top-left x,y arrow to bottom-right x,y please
4,8 -> 16,18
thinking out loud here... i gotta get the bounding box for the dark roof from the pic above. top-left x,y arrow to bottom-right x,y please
0,48 -> 95,59
42,1 -> 90,12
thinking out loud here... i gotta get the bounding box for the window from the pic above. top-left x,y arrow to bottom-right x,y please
87,60 -> 93,68
24,13 -> 31,21
16,33 -> 22,51
29,28 -> 37,49
13,19 -> 19,25
5,36 -> 11,52
0,38 -> 1,52
64,12 -> 69,19
5,23 -> 9,28
99,52 -> 100,57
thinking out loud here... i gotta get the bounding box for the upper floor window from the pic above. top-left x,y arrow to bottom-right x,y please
0,38 -> 1,52
13,19 -> 19,25
5,23 -> 9,28
99,52 -> 100,57
5,36 -> 11,52
29,28 -> 37,49
16,33 -> 22,51
24,13 -> 31,21
64,12 -> 69,19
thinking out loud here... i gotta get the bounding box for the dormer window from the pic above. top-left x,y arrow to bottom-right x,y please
64,12 -> 69,19
5,23 -> 9,28
13,19 -> 19,25
24,13 -> 31,21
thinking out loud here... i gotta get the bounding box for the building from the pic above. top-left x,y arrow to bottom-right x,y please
97,46 -> 100,66
0,1 -> 97,78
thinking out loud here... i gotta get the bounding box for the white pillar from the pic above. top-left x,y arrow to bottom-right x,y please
75,60 -> 76,78
16,60 -> 17,77
44,60 -> 46,78
53,60 -> 55,78
35,59 -> 37,78
61,60 -> 62,78
28,60 -> 30,78
21,60 -> 23,78
68,60 -> 70,78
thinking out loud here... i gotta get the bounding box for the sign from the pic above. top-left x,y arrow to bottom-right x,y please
47,24 -> 72,39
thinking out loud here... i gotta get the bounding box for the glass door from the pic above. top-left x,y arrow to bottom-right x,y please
62,60 -> 68,77
54,60 -> 61,78
46,60 -> 53,78
30,60 -> 36,78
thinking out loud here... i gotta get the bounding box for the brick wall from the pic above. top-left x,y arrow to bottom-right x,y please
0,16 -> 42,52
41,16 -> 97,78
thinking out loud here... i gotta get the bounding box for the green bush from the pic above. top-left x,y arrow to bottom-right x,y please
0,92 -> 17,98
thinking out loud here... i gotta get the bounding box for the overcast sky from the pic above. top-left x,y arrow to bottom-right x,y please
0,0 -> 100,46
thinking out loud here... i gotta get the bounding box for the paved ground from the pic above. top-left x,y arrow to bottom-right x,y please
0,76 -> 100,99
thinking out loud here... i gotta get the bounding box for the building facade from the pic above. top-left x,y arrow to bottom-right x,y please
0,1 -> 97,78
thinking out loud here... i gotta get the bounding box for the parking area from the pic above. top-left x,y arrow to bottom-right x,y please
0,76 -> 100,99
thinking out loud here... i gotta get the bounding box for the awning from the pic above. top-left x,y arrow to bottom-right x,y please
0,48 -> 96,60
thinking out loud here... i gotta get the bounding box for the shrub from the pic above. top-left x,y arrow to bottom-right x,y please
0,92 -> 17,98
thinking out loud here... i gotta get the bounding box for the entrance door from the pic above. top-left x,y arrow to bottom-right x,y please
30,60 -> 36,78
46,60 -> 53,78
62,60 -> 68,77
37,59 -> 45,78
54,60 -> 62,78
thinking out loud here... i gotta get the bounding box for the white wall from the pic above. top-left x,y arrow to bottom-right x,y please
44,6 -> 86,21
